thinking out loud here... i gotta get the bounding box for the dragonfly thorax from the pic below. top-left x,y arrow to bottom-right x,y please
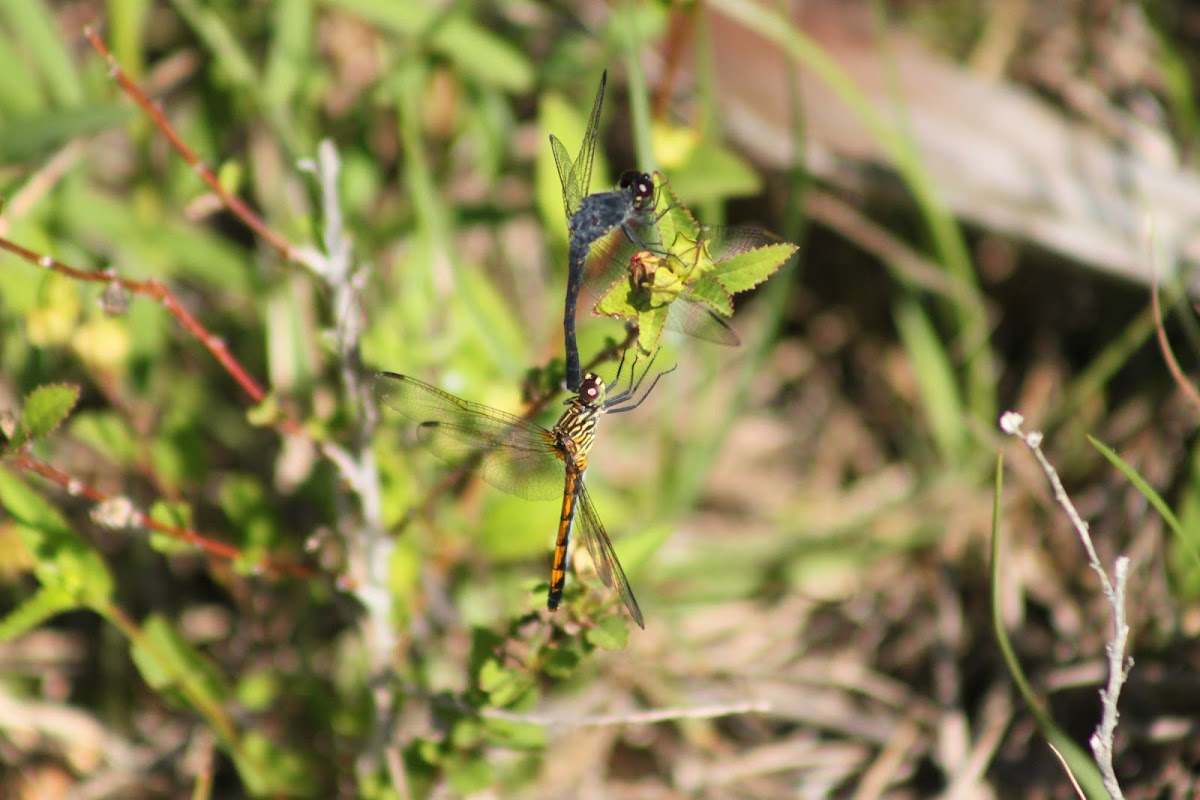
554,398 -> 601,464
569,190 -> 636,242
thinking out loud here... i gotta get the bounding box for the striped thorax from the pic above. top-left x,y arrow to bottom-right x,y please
554,372 -> 605,467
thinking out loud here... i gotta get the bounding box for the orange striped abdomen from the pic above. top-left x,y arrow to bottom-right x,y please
547,465 -> 585,611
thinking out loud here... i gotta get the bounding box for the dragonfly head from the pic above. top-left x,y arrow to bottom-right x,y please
577,372 -> 606,407
618,170 -> 655,212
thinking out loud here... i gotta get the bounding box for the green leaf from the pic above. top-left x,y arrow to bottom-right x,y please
0,1 -> 84,106
19,383 -> 80,445
0,105 -> 130,161
478,658 -> 535,708
595,274 -> 641,319
481,717 -> 546,750
445,752 -> 493,796
323,0 -> 532,91
245,394 -> 280,427
217,474 -> 277,549
477,658 -> 509,693
145,501 -> 196,556
894,298 -> 965,462
663,141 -> 764,205
129,614 -> 230,724
451,718 -> 484,749
585,614 -> 630,651
0,471 -> 114,606
233,730 -> 315,796
1089,435 -> 1200,573
679,276 -> 735,317
68,411 -> 137,466
235,668 -> 280,712
0,585 -> 76,643
540,645 -> 580,678
636,305 -> 669,353
709,243 -> 799,294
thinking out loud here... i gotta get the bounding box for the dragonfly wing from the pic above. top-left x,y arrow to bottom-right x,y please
695,225 -> 779,259
574,481 -> 644,628
549,134 -> 577,220
373,372 -> 564,501
551,71 -> 607,220
416,421 -> 565,501
567,71 -> 606,208
581,217 -> 663,306
665,300 -> 741,346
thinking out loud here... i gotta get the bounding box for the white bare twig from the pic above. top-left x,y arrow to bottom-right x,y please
999,411 -> 1130,799
300,141 -> 399,785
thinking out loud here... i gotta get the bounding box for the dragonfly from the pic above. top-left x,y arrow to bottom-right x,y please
372,354 -> 671,628
550,76 -> 780,368
549,70 -> 658,391
600,218 -> 783,348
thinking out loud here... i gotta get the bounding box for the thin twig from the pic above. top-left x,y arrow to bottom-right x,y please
1145,213 -> 1200,415
83,26 -> 304,267
9,449 -> 313,578
297,142 -> 399,784
0,139 -> 86,237
481,698 -> 771,731
999,411 -> 1129,799
0,237 -> 303,435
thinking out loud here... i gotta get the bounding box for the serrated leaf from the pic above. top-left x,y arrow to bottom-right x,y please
594,275 -> 640,319
585,614 -> 630,651
15,383 -> 79,448
679,276 -> 735,317
709,243 -> 798,294
636,305 -> 670,353
0,471 -> 113,606
656,191 -> 702,245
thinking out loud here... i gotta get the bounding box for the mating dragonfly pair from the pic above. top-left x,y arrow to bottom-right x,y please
376,72 -> 778,628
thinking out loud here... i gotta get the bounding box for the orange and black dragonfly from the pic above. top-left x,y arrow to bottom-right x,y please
372,355 -> 669,628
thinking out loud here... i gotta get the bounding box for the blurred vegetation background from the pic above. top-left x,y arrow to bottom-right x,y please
3,1 -> 1200,797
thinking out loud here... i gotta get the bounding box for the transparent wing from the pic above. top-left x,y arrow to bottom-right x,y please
665,300 -> 741,346
373,372 -> 564,501
567,71 -> 606,212
574,481 -> 644,628
692,224 -> 779,258
549,134 -> 577,221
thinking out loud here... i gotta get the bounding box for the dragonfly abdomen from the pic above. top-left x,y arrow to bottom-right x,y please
564,191 -> 656,390
548,465 -> 586,612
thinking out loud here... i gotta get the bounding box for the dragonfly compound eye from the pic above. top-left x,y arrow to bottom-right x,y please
579,373 -> 605,404
618,170 -> 654,199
